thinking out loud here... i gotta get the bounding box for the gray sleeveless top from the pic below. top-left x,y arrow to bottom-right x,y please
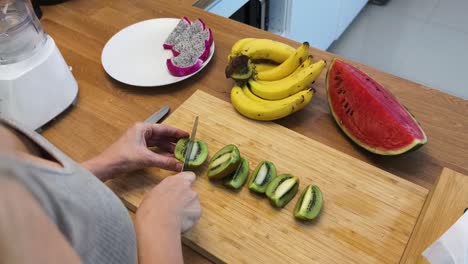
0,119 -> 137,264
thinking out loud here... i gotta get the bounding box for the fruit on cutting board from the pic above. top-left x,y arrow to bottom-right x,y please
326,58 -> 427,155
265,174 -> 299,208
174,138 -> 208,168
248,161 -> 277,193
224,157 -> 250,189
164,17 -> 214,77
229,38 -> 295,64
207,145 -> 241,179
294,185 -> 323,220
230,85 -> 314,121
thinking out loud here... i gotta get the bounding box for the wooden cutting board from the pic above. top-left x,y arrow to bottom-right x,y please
108,90 -> 428,263
401,168 -> 468,263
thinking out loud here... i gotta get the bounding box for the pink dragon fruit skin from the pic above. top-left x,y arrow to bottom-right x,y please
205,28 -> 214,49
197,44 -> 211,62
166,57 -> 204,77
196,19 -> 213,48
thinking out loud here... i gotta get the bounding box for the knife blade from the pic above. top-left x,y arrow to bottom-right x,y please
182,116 -> 199,171
144,105 -> 170,123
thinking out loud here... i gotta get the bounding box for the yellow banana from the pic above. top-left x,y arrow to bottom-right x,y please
231,38 -> 257,54
256,42 -> 310,81
240,39 -> 295,64
242,85 -> 314,106
289,55 -> 313,76
249,59 -> 326,100
254,63 -> 278,72
253,56 -> 312,78
230,85 -> 314,121
228,38 -> 257,61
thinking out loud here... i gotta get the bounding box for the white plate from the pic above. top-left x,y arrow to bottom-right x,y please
101,18 -> 215,87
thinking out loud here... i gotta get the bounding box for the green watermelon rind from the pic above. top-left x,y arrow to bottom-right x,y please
325,58 -> 427,156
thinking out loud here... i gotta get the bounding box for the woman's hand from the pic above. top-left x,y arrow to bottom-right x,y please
137,171 -> 201,233
82,123 -> 189,181
136,172 -> 201,264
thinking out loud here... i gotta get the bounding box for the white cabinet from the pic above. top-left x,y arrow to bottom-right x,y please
283,0 -> 367,50
204,0 -> 367,50
286,0 -> 341,50
336,0 -> 368,38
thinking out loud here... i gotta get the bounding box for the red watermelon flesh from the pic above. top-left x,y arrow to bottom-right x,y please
326,59 -> 427,155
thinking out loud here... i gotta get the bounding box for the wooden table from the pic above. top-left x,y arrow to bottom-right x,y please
39,0 -> 468,263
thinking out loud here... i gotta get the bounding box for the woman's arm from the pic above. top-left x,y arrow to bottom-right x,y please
0,176 -> 82,263
135,172 -> 201,264
136,209 -> 183,264
82,123 -> 188,182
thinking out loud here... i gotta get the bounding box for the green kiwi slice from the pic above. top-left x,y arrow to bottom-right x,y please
248,161 -> 276,194
294,185 -> 323,220
223,157 -> 249,189
174,138 -> 208,168
265,174 -> 299,208
207,145 -> 241,179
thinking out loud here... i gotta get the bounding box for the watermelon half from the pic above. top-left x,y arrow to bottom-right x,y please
326,58 -> 427,155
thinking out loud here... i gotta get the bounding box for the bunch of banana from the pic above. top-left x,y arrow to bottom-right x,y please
227,40 -> 310,82
230,85 -> 314,121
227,38 -> 327,121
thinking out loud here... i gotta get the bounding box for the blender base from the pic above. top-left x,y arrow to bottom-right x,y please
0,35 -> 78,130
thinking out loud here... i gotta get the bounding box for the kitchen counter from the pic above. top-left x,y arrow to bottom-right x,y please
39,0 -> 468,263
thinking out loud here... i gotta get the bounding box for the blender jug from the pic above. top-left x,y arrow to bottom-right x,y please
0,0 -> 78,130
0,0 -> 46,65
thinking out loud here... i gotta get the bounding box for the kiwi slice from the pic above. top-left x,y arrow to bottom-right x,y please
224,157 -> 249,189
174,138 -> 208,168
294,185 -> 323,220
248,161 -> 276,194
265,174 -> 299,208
207,145 -> 241,179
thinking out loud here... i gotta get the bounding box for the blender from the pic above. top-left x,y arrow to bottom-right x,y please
0,0 -> 78,130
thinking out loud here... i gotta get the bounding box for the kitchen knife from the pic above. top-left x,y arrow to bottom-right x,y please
144,105 -> 170,123
182,116 -> 199,171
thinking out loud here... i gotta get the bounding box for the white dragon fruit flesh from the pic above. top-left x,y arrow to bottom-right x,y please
163,17 -> 191,49
165,17 -> 214,77
180,19 -> 205,39
172,28 -> 213,58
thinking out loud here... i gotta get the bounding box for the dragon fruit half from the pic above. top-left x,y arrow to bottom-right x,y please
165,17 -> 214,77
